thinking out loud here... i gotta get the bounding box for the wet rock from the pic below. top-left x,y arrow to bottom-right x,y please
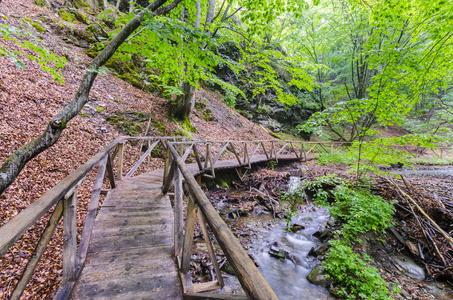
269,245 -> 286,262
302,217 -> 313,222
307,264 -> 332,287
308,243 -> 330,257
313,228 -> 332,241
394,257 -> 426,280
221,261 -> 235,275
287,223 -> 305,232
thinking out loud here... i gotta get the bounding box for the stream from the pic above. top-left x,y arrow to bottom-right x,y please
221,176 -> 333,299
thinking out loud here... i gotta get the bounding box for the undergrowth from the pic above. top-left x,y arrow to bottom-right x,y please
282,175 -> 396,299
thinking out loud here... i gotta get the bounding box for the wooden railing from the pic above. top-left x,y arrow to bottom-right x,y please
0,136 -> 349,300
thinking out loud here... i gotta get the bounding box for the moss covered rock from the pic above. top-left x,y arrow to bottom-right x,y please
73,10 -> 91,25
34,0 -> 47,7
58,9 -> 77,23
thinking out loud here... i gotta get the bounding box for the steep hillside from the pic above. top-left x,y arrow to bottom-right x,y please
0,1 -> 274,298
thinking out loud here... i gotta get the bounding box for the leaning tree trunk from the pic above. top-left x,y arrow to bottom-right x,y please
0,0 -> 182,196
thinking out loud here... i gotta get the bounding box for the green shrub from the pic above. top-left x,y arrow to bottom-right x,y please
317,152 -> 355,165
324,240 -> 393,299
221,89 -> 237,108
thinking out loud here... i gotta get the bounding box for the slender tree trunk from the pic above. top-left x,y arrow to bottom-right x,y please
0,0 -> 182,196
172,0 -> 218,121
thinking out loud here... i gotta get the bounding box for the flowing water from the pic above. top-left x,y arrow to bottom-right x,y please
223,176 -> 333,299
248,205 -> 333,300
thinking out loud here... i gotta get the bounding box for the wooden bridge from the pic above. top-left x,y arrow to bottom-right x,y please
0,137 -> 347,300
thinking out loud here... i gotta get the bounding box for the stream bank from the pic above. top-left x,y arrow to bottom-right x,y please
189,162 -> 453,299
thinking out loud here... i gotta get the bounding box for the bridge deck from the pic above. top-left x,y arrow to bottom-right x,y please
72,154 -> 299,299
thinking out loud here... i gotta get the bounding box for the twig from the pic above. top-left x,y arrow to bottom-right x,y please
387,177 -> 453,247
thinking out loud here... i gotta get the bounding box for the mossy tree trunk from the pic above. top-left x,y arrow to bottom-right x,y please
0,0 -> 183,196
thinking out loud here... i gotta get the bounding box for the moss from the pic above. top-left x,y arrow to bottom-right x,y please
73,10 -> 90,25
154,121 -> 166,134
34,0 -> 46,7
175,129 -> 192,139
58,9 -> 77,23
180,117 -> 197,133
270,132 -> 283,139
195,101 -> 207,110
25,18 -> 46,33
202,109 -> 214,122
86,22 -> 108,42
73,0 -> 89,9
95,106 -> 104,112
79,112 -> 89,117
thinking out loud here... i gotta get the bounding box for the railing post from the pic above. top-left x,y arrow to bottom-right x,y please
10,201 -> 64,300
181,192 -> 197,273
62,190 -> 77,283
116,142 -> 124,181
174,166 -> 184,256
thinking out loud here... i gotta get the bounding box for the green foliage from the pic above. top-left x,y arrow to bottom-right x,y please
316,152 -> 355,165
323,240 -> 393,299
95,106 -> 104,112
0,14 -> 66,83
221,89 -> 237,108
283,174 -> 396,298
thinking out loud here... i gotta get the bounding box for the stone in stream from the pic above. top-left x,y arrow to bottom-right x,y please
269,245 -> 286,262
308,242 -> 330,257
307,264 -> 332,287
287,223 -> 305,232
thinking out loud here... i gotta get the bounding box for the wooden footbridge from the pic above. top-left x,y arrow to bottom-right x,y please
0,137 -> 347,300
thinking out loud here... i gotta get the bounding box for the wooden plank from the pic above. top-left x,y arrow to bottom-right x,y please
174,167 -> 184,256
76,156 -> 108,275
125,140 -> 159,177
193,281 -> 221,293
10,201 -> 64,300
192,144 -> 203,171
261,142 -> 269,159
228,142 -> 242,165
162,160 -> 175,194
63,190 -> 77,283
84,245 -> 173,266
289,142 -> 299,159
168,143 -> 278,300
275,142 -> 289,163
197,210 -> 224,288
180,270 -> 195,294
181,193 -> 197,273
73,273 -> 181,299
116,142 -> 124,181
182,144 -> 194,162
0,137 -> 123,258
212,142 -> 229,167
163,146 -> 171,186
249,142 -> 261,162
184,293 -> 248,300
106,153 -> 116,189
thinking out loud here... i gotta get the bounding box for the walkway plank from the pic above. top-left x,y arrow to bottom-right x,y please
72,169 -> 182,300
72,153 -> 301,300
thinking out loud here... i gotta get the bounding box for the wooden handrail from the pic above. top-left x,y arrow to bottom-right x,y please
0,137 -> 125,258
167,142 -> 278,300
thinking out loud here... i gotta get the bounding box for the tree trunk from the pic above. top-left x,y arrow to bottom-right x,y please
0,0 -> 182,196
172,82 -> 196,120
171,0 -> 218,121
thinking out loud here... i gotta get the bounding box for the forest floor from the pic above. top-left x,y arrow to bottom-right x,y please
0,1 -> 274,298
1,1 -> 453,300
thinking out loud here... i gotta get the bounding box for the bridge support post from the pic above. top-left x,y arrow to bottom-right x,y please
174,167 -> 183,256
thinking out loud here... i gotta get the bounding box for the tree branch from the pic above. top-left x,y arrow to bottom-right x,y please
0,0 -> 183,195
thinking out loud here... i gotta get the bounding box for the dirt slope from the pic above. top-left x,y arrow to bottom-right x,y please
0,1 -> 273,298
